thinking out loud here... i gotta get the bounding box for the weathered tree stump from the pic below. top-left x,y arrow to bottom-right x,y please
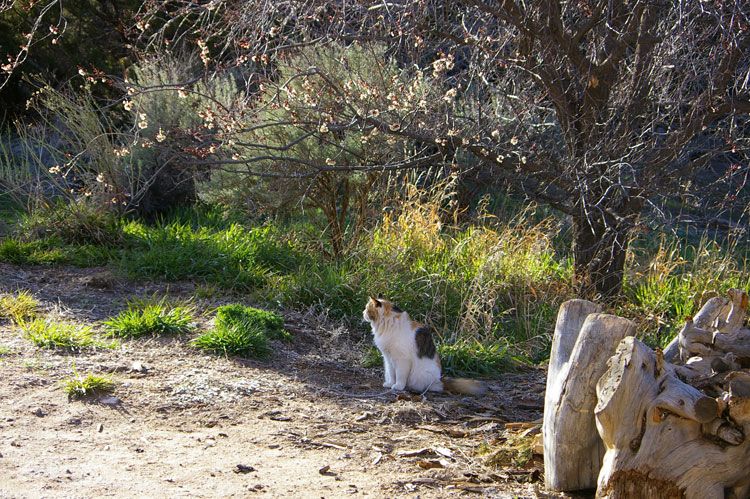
595,336 -> 749,498
543,299 -> 636,491
545,289 -> 750,498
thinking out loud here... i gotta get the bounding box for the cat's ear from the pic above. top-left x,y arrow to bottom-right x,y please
377,293 -> 384,299
369,296 -> 382,307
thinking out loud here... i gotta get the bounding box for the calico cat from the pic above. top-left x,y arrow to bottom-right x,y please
363,296 -> 486,395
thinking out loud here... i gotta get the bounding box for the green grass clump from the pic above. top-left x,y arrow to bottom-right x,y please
20,318 -> 101,351
439,339 -> 512,377
103,298 -> 194,338
0,290 -> 40,322
192,304 -> 288,358
192,323 -> 271,359
215,304 -> 288,341
62,364 -> 115,400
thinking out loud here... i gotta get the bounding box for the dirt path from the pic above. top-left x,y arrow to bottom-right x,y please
0,263 -> 551,498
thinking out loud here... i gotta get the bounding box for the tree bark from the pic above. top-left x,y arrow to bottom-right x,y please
570,208 -> 637,300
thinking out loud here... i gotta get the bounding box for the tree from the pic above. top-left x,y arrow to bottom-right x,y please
122,0 -> 750,296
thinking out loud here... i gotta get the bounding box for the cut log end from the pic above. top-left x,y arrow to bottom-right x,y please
597,470 -> 685,499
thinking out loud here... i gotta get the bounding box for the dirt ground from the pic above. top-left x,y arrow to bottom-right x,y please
0,262 -> 567,498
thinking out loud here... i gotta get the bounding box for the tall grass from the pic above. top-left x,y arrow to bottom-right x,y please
622,234 -> 750,347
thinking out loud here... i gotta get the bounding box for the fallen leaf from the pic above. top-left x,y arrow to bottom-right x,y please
416,459 -> 444,469
433,446 -> 453,458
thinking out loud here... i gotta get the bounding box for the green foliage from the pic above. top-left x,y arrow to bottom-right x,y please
0,236 -> 113,267
103,297 -> 194,338
118,219 -> 299,290
192,304 -> 291,359
622,235 -> 750,348
0,289 -> 40,323
214,304 -> 288,341
20,318 -> 106,351
439,339 -> 511,378
192,323 -> 270,359
192,304 -> 288,358
62,363 -> 115,400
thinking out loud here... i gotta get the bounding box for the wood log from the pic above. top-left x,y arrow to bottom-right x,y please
595,336 -> 750,499
544,299 -> 640,492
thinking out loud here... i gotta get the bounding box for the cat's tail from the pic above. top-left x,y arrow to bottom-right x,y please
442,377 -> 487,396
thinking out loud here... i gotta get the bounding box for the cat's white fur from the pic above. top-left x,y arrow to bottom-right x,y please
363,297 -> 443,392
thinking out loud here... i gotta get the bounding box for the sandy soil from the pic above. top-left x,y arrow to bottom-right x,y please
0,262 -> 562,498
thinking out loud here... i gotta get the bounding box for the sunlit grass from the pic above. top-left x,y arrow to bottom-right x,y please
192,304 -> 289,359
103,297 -> 195,338
0,289 -> 40,323
62,363 -> 115,400
623,234 -> 750,348
19,318 -> 110,351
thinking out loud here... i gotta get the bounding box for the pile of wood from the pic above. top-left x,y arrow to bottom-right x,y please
543,290 -> 750,499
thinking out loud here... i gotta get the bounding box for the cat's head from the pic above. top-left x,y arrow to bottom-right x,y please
363,295 -> 403,323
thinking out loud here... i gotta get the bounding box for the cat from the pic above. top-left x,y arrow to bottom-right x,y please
363,296 -> 486,395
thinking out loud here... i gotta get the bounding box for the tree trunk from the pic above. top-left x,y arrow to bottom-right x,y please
543,300 -> 635,492
571,214 -> 629,300
570,195 -> 642,299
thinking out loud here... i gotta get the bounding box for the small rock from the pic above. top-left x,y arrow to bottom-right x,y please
131,361 -> 147,373
234,464 -> 255,474
99,396 -> 120,406
30,407 -> 44,417
319,465 -> 336,476
97,423 -> 104,433
268,443 -> 280,449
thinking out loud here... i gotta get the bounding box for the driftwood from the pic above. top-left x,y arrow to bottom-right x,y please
545,289 -> 750,498
543,299 -> 636,491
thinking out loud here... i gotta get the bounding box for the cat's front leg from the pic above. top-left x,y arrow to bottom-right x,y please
383,357 -> 395,388
391,358 -> 411,391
